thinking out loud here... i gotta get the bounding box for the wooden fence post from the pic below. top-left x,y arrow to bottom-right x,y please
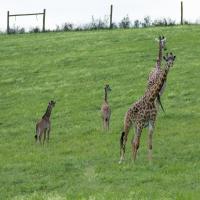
181,1 -> 183,25
110,4 -> 113,29
43,9 -> 46,32
7,11 -> 10,34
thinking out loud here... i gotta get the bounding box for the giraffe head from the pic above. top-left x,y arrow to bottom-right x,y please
155,35 -> 167,51
163,52 -> 176,67
49,100 -> 56,108
105,84 -> 112,92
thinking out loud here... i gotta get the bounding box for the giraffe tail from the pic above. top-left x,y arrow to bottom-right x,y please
35,124 -> 39,142
157,94 -> 165,113
35,135 -> 37,141
120,131 -> 125,149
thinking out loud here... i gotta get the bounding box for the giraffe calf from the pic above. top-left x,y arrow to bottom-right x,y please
35,100 -> 56,144
101,84 -> 112,131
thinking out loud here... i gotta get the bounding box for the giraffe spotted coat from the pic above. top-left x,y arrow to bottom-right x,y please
119,53 -> 176,164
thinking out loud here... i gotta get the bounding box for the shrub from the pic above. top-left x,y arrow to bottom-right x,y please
29,27 -> 40,33
9,26 -> 26,34
133,20 -> 140,28
88,16 -> 109,30
119,15 -> 131,28
111,22 -> 118,29
18,28 -> 25,34
152,18 -> 176,26
142,16 -> 151,27
62,23 -> 74,31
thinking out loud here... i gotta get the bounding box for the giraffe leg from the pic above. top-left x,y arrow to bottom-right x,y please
102,119 -> 104,130
119,124 -> 131,164
103,119 -> 106,130
47,127 -> 51,142
104,118 -> 109,131
35,126 -> 38,143
39,133 -> 42,144
35,127 -> 41,144
105,119 -> 108,131
119,131 -> 127,164
132,127 -> 142,162
148,122 -> 154,163
43,129 -> 47,145
119,110 -> 132,164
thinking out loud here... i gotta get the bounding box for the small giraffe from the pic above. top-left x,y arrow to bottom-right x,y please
35,100 -> 56,144
148,36 -> 167,111
101,84 -> 112,131
119,52 -> 176,164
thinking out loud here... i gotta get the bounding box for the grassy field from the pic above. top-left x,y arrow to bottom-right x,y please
0,26 -> 200,200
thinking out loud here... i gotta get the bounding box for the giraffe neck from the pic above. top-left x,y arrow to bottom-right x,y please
104,88 -> 108,102
148,64 -> 170,101
157,41 -> 163,67
42,104 -> 52,119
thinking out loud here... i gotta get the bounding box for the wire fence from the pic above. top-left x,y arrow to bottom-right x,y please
2,1 -> 199,34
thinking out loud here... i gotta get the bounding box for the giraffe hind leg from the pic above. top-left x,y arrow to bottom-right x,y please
132,127 -> 142,162
35,127 -> 41,144
35,134 -> 37,142
43,129 -> 47,145
148,122 -> 154,163
119,131 -> 126,164
105,118 -> 109,131
47,127 -> 51,142
103,118 -> 106,130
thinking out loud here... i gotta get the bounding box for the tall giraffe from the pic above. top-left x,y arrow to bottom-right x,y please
35,100 -> 56,144
148,36 -> 167,111
119,52 -> 176,164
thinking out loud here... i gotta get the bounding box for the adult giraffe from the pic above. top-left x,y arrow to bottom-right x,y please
119,53 -> 176,164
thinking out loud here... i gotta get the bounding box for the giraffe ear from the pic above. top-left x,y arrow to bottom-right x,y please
173,55 -> 176,60
163,56 -> 167,61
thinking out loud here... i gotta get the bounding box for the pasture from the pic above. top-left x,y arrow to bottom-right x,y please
0,26 -> 200,199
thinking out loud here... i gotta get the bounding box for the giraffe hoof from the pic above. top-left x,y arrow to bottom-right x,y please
118,159 -> 124,164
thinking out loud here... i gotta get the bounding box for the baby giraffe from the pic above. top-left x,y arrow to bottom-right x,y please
119,52 -> 176,164
35,100 -> 56,144
101,84 -> 112,131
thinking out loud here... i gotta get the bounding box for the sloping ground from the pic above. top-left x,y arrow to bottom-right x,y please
0,26 -> 200,200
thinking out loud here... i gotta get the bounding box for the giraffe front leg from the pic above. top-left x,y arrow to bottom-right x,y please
43,129 -> 47,145
103,119 -> 107,130
39,133 -> 42,144
148,122 -> 154,163
132,127 -> 142,162
119,131 -> 127,164
107,119 -> 110,131
102,118 -> 105,130
47,127 -> 51,143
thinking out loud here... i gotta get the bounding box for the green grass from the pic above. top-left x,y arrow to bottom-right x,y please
0,26 -> 200,200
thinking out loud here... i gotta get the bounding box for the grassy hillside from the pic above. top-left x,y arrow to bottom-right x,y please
0,26 -> 200,200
